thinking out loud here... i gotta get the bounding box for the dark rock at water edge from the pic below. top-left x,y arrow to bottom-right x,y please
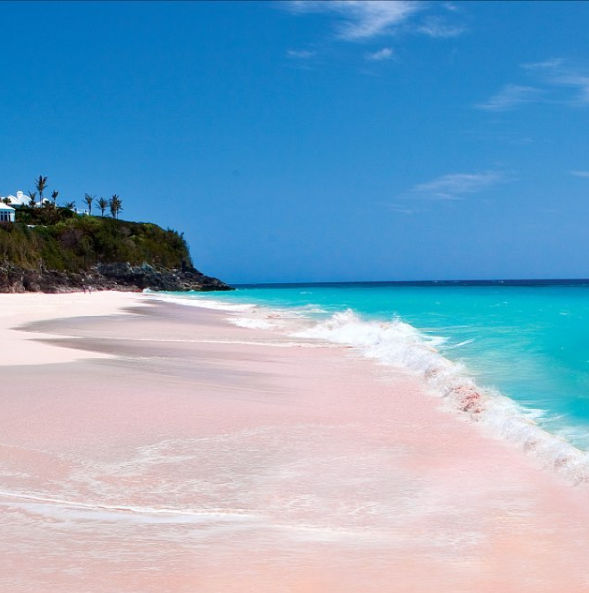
0,262 -> 233,293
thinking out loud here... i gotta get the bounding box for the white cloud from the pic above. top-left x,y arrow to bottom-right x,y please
283,0 -> 465,68
286,49 -> 316,59
417,16 -> 464,38
389,203 -> 418,215
521,58 -> 564,71
523,59 -> 589,104
476,84 -> 541,111
480,59 -> 589,111
570,170 -> 589,178
287,0 -> 424,40
550,73 -> 589,104
410,171 -> 506,200
365,47 -> 393,61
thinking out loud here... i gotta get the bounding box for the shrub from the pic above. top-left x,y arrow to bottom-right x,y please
0,217 -> 192,272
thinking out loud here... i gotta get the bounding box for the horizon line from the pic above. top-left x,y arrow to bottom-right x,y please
230,278 -> 589,287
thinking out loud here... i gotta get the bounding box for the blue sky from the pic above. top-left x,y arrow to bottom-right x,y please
2,1 -> 589,283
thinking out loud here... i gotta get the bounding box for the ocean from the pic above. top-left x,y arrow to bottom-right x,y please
158,281 -> 589,481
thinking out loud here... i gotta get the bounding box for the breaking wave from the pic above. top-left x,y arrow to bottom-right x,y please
149,293 -> 589,486
290,309 -> 589,486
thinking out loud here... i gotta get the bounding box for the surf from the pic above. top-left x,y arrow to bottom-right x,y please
152,283 -> 589,486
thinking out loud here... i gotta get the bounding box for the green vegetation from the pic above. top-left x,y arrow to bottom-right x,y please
1,174 -> 191,273
15,205 -> 77,226
0,215 -> 192,272
35,175 -> 48,208
0,175 -> 230,293
109,194 -> 123,219
84,193 -> 95,215
97,197 -> 108,216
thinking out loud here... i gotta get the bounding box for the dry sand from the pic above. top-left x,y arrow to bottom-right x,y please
1,291 -> 589,592
0,291 -> 146,366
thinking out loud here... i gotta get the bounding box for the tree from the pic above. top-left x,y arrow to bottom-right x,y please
84,193 -> 95,215
51,190 -> 59,205
97,197 -> 108,217
28,191 -> 37,207
35,175 -> 48,207
64,201 -> 76,210
109,194 -> 122,219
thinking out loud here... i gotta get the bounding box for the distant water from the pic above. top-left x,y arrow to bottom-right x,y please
157,281 -> 589,476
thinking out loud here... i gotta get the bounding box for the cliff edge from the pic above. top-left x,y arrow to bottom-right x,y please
0,214 -> 233,293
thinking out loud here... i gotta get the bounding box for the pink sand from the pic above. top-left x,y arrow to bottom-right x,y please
1,292 -> 589,592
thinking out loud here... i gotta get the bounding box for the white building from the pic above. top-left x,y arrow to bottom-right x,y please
0,203 -> 15,222
1,190 -> 33,207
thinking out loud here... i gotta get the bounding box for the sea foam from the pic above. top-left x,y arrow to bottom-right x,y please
290,309 -> 589,486
145,293 -> 257,312
149,292 -> 589,485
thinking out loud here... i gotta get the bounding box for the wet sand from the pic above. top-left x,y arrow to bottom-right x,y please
1,292 -> 589,592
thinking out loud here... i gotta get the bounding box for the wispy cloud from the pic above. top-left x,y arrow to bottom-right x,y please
550,73 -> 589,105
570,170 -> 589,178
527,59 -> 589,104
417,16 -> 464,38
287,1 -> 424,41
389,203 -> 419,215
285,0 -> 465,46
521,58 -> 564,71
409,171 -> 507,200
478,58 -> 589,111
365,47 -> 394,61
476,84 -> 542,111
286,49 -> 316,59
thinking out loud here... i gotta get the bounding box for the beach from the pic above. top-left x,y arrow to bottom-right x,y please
2,291 -> 589,592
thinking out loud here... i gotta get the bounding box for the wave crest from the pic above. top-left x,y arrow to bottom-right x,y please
292,309 -> 589,486
148,292 -> 589,485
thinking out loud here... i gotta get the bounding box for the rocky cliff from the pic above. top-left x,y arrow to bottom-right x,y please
0,215 -> 233,293
0,262 -> 232,293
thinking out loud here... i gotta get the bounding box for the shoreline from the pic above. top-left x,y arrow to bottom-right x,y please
159,291 -> 589,487
2,292 -> 589,591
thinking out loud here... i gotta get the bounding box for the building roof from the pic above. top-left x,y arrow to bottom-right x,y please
0,203 -> 15,211
0,191 -> 32,207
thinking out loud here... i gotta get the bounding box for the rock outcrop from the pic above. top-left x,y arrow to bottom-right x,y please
0,216 -> 233,293
0,262 -> 232,293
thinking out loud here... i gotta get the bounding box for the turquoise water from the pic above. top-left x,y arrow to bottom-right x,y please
168,282 -> 589,452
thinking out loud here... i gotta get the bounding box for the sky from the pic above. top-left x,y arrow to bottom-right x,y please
2,1 -> 589,283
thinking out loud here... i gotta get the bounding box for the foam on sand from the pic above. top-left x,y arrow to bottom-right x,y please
290,309 -> 589,485
163,293 -> 589,486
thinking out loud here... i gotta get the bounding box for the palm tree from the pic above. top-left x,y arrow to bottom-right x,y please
51,190 -> 59,205
109,194 -> 122,219
97,197 -> 108,217
35,175 -> 48,207
64,201 -> 76,210
84,193 -> 95,215
28,191 -> 37,207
